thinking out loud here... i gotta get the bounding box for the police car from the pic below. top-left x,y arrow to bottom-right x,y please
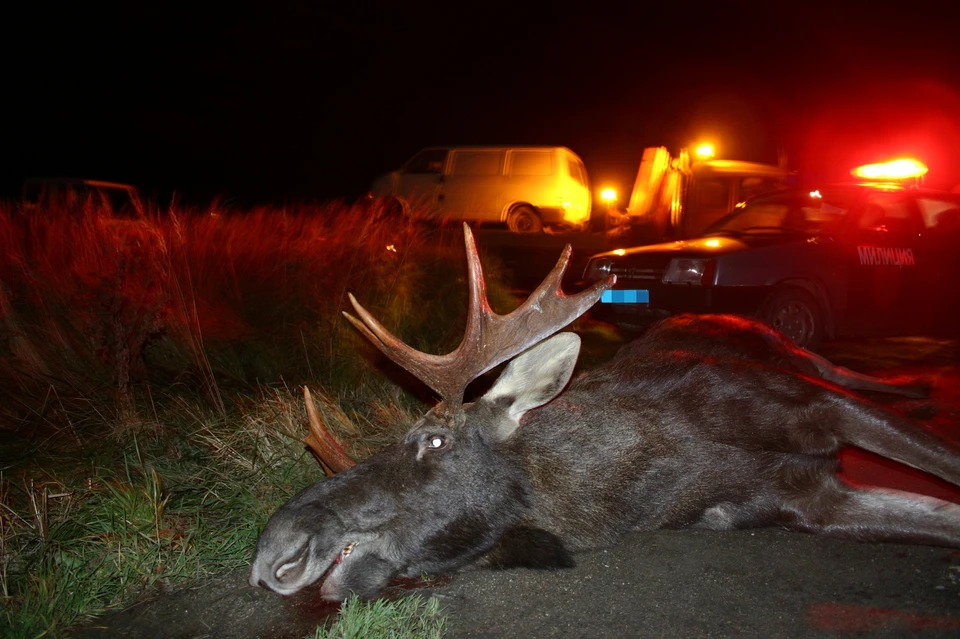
582,159 -> 960,349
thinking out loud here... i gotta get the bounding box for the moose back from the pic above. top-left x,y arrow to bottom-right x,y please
250,223 -> 960,601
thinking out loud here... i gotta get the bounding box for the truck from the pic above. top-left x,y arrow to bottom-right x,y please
616,146 -> 795,243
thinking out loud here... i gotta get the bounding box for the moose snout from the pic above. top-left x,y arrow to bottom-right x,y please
248,559 -> 270,589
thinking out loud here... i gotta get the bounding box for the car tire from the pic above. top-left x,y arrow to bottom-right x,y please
758,287 -> 824,350
506,205 -> 543,233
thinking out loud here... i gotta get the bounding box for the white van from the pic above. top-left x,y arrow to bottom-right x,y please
369,146 -> 592,233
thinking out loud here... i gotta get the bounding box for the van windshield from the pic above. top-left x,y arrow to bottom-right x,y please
401,149 -> 447,174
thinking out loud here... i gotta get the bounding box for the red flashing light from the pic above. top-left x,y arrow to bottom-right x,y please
851,158 -> 928,181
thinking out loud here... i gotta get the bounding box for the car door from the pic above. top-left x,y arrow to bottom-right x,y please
396,149 -> 447,214
842,190 -> 927,336
913,193 -> 960,336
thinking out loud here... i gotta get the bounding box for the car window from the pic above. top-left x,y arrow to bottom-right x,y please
705,187 -> 855,236
916,196 -> 960,230
97,188 -> 139,219
858,192 -> 918,235
697,179 -> 730,209
724,202 -> 789,229
738,176 -> 782,202
451,151 -> 502,176
510,150 -> 553,176
401,149 -> 448,174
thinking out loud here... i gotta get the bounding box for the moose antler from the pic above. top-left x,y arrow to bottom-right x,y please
343,223 -> 616,419
303,387 -> 357,474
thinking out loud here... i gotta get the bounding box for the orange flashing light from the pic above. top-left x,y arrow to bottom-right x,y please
695,144 -> 715,159
850,158 -> 928,181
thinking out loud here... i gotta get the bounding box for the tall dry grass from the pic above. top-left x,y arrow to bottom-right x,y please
0,197 -> 516,436
0,196 -> 519,637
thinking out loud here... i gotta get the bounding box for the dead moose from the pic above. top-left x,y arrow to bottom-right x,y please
250,223 -> 960,601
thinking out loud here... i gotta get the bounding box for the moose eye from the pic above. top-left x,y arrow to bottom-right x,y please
427,435 -> 446,449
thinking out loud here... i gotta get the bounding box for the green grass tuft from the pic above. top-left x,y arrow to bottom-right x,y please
308,594 -> 447,639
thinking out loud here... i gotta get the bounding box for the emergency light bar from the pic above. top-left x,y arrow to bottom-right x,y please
851,158 -> 928,181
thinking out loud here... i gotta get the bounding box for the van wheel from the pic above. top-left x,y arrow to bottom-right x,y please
758,286 -> 824,350
507,205 -> 542,233
380,197 -> 406,216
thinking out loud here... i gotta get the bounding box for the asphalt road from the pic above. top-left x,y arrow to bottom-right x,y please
70,335 -> 960,639
436,528 -> 960,638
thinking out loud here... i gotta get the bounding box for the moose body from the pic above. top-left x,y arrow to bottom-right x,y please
496,315 -> 956,550
251,225 -> 960,601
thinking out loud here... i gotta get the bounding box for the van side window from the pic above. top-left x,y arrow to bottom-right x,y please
451,151 -> 502,176
509,150 -> 553,176
401,149 -> 448,174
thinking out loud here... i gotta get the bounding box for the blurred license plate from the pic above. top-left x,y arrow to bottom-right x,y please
600,290 -> 649,304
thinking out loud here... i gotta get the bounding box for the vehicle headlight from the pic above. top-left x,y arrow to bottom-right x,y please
585,258 -> 613,281
663,258 -> 712,285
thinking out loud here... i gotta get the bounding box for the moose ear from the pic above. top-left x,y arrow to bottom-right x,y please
481,332 -> 581,440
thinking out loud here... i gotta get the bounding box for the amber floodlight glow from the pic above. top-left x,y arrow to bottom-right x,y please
695,143 -> 715,159
600,188 -> 617,202
851,158 -> 929,180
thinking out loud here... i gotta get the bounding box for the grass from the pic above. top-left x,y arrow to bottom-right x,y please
0,381 -> 409,638
307,594 -> 447,639
0,196 -> 528,638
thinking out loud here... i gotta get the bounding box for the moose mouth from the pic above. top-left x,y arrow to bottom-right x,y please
319,541 -> 357,598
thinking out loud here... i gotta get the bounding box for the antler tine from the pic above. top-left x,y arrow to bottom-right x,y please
344,222 -> 616,420
456,225 -> 615,381
343,297 -> 455,400
303,386 -> 357,475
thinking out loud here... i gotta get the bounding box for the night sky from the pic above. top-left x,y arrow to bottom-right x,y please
7,2 -> 960,206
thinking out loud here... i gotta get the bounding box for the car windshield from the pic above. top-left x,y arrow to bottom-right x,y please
703,186 -> 861,237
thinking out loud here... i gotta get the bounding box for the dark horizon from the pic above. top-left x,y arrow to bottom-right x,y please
7,3 -> 960,206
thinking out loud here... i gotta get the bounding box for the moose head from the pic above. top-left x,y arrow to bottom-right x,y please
250,223 -> 614,599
